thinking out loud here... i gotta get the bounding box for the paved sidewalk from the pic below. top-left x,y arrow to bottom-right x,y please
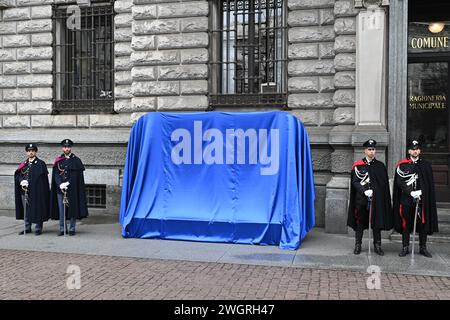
1,249 -> 449,300
0,215 -> 449,278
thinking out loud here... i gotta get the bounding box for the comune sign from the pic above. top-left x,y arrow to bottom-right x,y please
119,111 -> 315,250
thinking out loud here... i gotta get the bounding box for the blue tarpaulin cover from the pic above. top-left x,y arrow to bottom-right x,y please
119,111 -> 315,249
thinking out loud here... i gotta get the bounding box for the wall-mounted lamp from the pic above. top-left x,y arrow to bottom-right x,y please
428,22 -> 445,34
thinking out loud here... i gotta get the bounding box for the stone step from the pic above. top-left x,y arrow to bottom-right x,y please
438,210 -> 450,223
437,223 -> 450,233
437,202 -> 450,209
390,233 -> 450,244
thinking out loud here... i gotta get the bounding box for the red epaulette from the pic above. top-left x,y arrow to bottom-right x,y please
396,159 -> 412,168
352,160 -> 366,170
53,156 -> 65,166
16,160 -> 28,172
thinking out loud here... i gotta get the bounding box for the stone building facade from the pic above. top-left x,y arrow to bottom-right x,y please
0,0 -> 447,237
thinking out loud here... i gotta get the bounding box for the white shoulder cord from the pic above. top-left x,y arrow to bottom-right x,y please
396,165 -> 418,187
355,166 -> 370,186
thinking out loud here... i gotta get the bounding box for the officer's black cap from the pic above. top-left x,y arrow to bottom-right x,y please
25,143 -> 38,151
407,139 -> 421,150
363,139 -> 377,148
61,139 -> 74,147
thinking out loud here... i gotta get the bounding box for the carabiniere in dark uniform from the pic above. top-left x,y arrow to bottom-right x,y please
393,139 -> 439,258
50,139 -> 89,236
347,139 -> 393,255
14,143 -> 50,235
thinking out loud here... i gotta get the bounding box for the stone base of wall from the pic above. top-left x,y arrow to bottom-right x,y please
0,177 -> 122,217
0,131 -> 127,217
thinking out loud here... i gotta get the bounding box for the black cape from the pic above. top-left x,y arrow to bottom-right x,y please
50,154 -> 88,220
347,158 -> 393,231
14,158 -> 50,223
393,158 -> 439,235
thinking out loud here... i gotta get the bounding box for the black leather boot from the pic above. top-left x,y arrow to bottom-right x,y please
354,243 -> 362,255
399,246 -> 409,257
354,225 -> 363,255
373,242 -> 384,256
419,246 -> 432,258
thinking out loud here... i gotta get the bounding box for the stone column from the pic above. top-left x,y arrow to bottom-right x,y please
130,0 -> 209,112
324,0 -> 359,234
387,0 -> 408,176
349,0 -> 392,239
352,1 -> 389,151
356,6 -> 386,127
114,0 -> 134,114
287,0 -> 336,230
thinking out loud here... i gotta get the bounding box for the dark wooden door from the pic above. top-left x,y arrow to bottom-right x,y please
407,59 -> 450,202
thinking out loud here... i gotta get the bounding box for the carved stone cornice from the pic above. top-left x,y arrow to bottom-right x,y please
355,0 -> 390,9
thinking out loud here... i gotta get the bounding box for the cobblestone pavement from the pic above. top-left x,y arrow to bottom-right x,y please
0,249 -> 449,300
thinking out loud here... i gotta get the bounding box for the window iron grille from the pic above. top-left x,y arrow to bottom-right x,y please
209,0 -> 288,109
85,184 -> 106,208
52,2 -> 115,114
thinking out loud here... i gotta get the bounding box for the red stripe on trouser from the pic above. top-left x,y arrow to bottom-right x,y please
354,209 -> 360,225
422,206 -> 425,224
399,204 -> 406,230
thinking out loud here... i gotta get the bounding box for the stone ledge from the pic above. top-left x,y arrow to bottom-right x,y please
31,115 -> 77,127
302,126 -> 332,145
288,0 -> 334,10
16,0 -> 53,7
328,125 -> 354,144
156,95 -> 208,110
326,175 -> 350,189
351,126 -> 390,146
0,128 -> 132,144
313,172 -> 333,186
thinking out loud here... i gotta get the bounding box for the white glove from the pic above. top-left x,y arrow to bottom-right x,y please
410,190 -> 422,199
20,180 -> 29,187
60,182 -> 70,191
364,189 -> 373,198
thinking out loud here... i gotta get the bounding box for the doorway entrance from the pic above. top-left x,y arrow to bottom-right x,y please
408,0 -> 450,202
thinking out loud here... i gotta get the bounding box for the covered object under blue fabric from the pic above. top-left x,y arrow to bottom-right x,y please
119,111 -> 315,249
